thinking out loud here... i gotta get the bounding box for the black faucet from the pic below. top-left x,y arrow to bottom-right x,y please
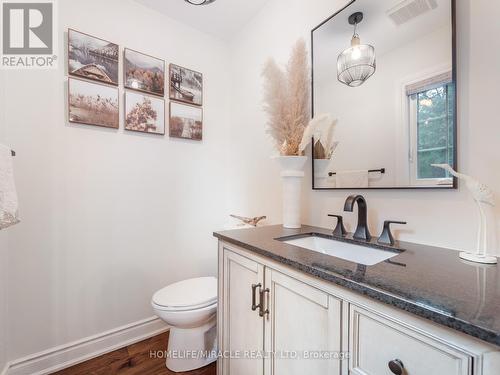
328,214 -> 347,237
344,195 -> 371,241
378,220 -> 407,246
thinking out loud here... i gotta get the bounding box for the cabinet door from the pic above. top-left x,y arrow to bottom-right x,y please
222,249 -> 265,375
264,269 -> 343,375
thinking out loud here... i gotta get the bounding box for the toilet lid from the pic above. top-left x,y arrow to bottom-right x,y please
152,277 -> 217,309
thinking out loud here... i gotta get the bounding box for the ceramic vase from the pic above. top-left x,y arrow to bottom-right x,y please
275,156 -> 308,229
314,159 -> 333,188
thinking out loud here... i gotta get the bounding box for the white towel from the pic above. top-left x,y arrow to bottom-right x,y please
336,170 -> 369,188
0,144 -> 20,229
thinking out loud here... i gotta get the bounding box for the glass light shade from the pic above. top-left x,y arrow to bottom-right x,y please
185,0 -> 216,4
337,44 -> 376,87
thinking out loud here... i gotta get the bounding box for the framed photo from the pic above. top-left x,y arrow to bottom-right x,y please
68,29 -> 119,85
68,78 -> 119,129
169,64 -> 203,106
124,48 -> 165,96
125,91 -> 165,135
169,101 -> 203,141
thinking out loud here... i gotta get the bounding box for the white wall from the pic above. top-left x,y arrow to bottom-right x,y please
0,0 -> 231,361
225,0 -> 345,223
229,0 -> 500,251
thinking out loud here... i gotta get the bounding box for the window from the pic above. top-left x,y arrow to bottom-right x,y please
407,73 -> 455,184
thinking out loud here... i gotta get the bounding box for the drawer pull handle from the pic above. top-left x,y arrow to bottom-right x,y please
388,359 -> 404,375
259,288 -> 270,317
251,283 -> 261,311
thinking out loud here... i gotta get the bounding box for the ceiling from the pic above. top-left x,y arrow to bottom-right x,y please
134,0 -> 270,40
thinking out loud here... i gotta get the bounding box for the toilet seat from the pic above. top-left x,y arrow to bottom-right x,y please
152,299 -> 217,312
152,276 -> 217,311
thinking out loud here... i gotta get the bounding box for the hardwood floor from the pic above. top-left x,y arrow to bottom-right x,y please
51,332 -> 217,375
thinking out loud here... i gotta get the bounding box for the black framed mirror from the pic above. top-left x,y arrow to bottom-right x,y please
311,0 -> 457,190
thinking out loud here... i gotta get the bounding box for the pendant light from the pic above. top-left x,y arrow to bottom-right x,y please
185,0 -> 216,5
337,12 -> 376,87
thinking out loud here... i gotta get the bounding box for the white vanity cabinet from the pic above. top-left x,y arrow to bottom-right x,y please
217,242 -> 500,375
220,248 -> 342,375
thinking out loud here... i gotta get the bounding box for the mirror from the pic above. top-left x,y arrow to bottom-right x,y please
311,0 -> 456,189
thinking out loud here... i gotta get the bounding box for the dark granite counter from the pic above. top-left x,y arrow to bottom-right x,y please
214,225 -> 500,347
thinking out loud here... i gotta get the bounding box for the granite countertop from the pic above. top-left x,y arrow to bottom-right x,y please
214,224 -> 500,347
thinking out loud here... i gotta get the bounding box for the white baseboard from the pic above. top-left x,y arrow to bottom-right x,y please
6,316 -> 168,375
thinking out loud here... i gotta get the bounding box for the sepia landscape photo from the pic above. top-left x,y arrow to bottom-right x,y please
169,101 -> 202,141
169,64 -> 203,106
68,78 -> 119,128
124,49 -> 165,96
125,91 -> 165,135
68,29 -> 119,85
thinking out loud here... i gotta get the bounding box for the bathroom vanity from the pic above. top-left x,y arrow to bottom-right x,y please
214,225 -> 500,375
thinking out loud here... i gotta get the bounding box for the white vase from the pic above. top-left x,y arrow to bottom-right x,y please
275,156 -> 308,229
314,159 -> 333,188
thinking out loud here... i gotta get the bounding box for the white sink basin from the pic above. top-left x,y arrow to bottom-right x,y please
281,235 -> 399,266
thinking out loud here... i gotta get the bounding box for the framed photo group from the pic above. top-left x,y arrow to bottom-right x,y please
67,28 -> 203,140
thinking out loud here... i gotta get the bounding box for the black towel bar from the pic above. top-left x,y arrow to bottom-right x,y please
328,168 -> 385,177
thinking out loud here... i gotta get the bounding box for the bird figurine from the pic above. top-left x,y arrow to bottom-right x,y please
230,215 -> 267,227
432,164 -> 497,264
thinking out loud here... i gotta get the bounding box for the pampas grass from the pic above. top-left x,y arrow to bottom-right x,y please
299,114 -> 339,159
262,39 -> 310,156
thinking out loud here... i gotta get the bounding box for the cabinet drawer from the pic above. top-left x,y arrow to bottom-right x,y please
349,305 -> 472,375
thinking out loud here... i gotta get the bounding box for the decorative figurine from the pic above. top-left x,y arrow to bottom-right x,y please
230,215 -> 267,227
432,164 -> 498,264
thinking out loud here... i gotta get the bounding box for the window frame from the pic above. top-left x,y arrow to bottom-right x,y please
403,68 -> 455,187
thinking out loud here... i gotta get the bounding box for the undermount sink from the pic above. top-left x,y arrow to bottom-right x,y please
279,234 -> 399,266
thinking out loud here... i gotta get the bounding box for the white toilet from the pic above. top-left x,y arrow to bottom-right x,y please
152,276 -> 218,372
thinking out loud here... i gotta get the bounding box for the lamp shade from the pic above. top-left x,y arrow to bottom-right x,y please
337,44 -> 376,87
185,0 -> 216,5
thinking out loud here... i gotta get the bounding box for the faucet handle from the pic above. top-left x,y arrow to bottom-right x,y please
328,214 -> 347,237
378,221 -> 407,246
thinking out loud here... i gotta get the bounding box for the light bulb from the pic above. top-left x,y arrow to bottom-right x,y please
351,47 -> 361,60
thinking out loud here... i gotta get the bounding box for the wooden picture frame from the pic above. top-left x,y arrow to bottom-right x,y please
68,29 -> 119,86
68,77 -> 119,129
169,63 -> 203,106
169,101 -> 203,141
124,48 -> 165,97
125,91 -> 165,135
